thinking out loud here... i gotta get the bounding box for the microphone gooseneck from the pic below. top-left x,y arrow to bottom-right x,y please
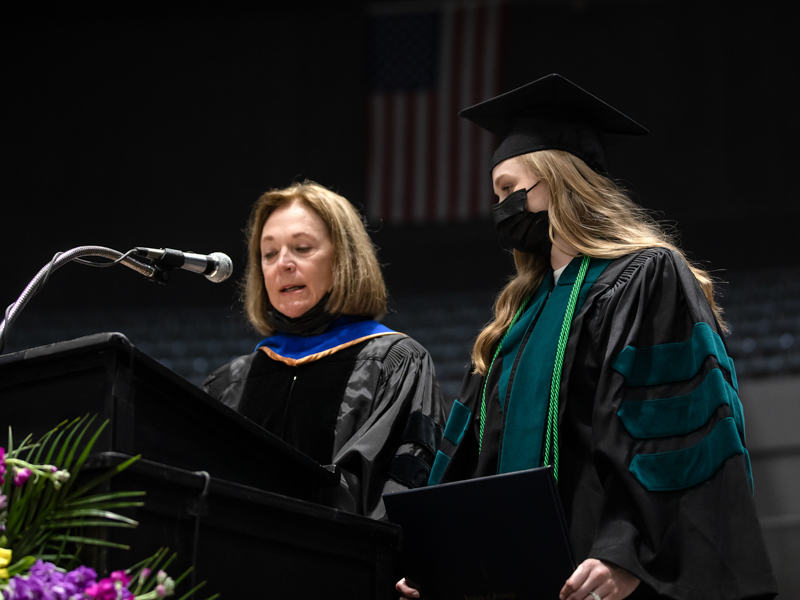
1,245 -> 234,355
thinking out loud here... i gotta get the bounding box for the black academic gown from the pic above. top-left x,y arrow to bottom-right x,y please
203,329 -> 446,520
434,248 -> 777,600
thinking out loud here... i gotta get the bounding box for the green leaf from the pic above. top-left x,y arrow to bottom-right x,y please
63,416 -> 95,470
126,552 -> 159,580
60,501 -> 145,512
58,416 -> 103,496
42,520 -> 137,529
48,508 -> 138,524
11,434 -> 34,457
48,534 -> 131,550
24,440 -> 42,464
64,491 -> 146,507
176,580 -> 207,600
54,417 -> 83,466
6,555 -> 37,577
33,421 -> 63,464
67,454 -> 141,500
172,565 -> 194,588
2,416 -> 149,569
160,553 -> 177,575
137,548 -> 178,594
54,527 -> 70,564
43,421 -> 69,465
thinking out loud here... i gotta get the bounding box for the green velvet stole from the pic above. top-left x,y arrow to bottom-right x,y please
498,257 -> 611,474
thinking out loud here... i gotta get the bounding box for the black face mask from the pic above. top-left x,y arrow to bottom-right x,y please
268,291 -> 333,336
491,182 -> 552,255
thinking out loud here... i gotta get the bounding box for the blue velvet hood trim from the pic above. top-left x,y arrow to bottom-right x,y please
255,316 -> 396,360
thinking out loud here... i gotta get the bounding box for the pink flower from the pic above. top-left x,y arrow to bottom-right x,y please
85,571 -> 134,600
0,447 -> 6,485
110,570 -> 132,586
13,467 -> 31,487
84,578 -> 117,600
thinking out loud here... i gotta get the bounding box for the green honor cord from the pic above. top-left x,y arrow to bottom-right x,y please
478,255 -> 592,484
543,254 -> 590,482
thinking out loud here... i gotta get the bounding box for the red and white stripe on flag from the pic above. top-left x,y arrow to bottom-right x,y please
366,1 -> 507,224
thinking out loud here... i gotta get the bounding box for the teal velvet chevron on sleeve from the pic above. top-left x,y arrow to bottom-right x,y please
618,368 -> 745,441
427,400 -> 472,486
443,400 -> 471,445
614,323 -> 752,493
629,417 -> 752,492
427,450 -> 450,486
613,322 -> 738,391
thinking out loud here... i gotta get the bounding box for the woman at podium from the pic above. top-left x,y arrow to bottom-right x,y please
203,181 -> 446,520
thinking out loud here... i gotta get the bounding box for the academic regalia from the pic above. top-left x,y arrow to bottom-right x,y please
425,73 -> 777,599
431,249 -> 777,599
203,316 -> 446,520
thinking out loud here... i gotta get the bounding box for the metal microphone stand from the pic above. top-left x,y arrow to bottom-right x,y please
0,245 -> 169,354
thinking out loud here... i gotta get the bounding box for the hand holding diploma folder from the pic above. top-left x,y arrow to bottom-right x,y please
384,466 -> 576,600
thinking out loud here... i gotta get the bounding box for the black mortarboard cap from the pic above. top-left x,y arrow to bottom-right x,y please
459,73 -> 648,173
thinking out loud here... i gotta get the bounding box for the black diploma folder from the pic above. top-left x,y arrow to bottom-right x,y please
383,466 -> 576,600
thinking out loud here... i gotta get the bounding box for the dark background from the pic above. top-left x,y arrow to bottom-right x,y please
3,0 -> 799,310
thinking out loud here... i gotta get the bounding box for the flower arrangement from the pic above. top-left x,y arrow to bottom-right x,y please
0,417 -> 218,600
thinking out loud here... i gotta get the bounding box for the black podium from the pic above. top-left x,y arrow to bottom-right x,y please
0,334 -> 401,599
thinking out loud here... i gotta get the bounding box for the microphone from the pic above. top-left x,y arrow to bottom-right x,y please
134,247 -> 233,283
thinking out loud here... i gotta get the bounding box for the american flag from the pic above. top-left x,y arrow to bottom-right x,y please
366,1 -> 508,224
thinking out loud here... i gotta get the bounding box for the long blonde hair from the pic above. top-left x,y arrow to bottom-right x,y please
472,149 -> 725,374
243,181 -> 387,336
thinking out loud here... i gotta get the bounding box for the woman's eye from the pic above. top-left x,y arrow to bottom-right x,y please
263,251 -> 277,261
296,246 -> 311,253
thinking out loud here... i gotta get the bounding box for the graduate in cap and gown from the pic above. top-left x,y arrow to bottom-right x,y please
397,75 -> 777,599
203,181 -> 446,520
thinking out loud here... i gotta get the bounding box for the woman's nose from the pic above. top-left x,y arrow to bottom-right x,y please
277,248 -> 295,269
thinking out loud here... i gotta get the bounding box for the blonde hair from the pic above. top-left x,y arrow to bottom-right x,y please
472,149 -> 725,374
243,181 -> 387,336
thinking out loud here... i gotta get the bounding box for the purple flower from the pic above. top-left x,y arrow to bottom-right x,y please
65,565 -> 97,589
5,574 -> 45,600
0,447 -> 6,485
49,582 -> 74,600
5,561 -> 100,600
13,467 -> 31,487
31,559 -> 59,579
0,493 -> 7,509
